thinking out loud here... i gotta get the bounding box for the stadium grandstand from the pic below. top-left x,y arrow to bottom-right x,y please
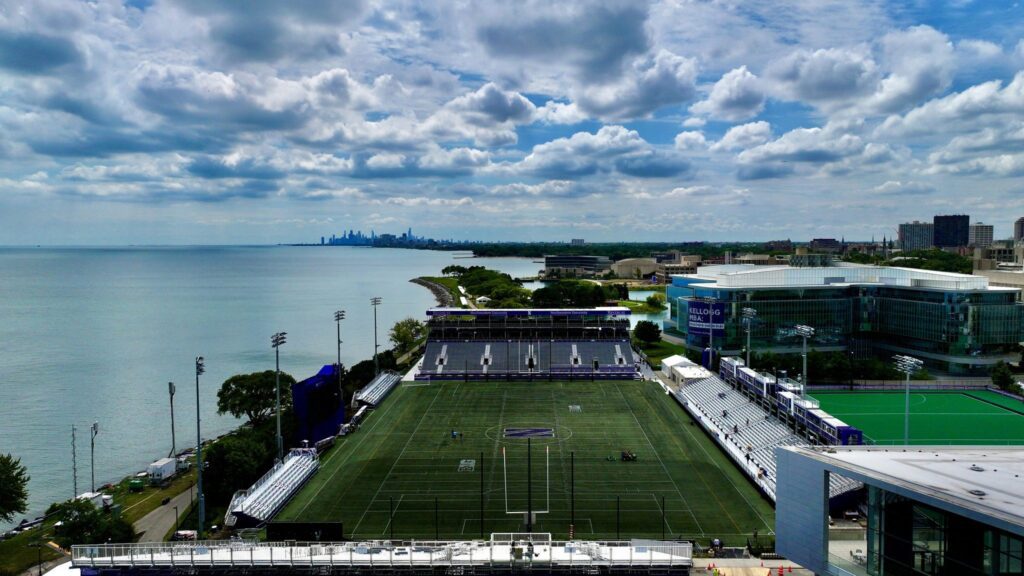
415,307 -> 641,381
225,448 -> 319,529
668,355 -> 862,501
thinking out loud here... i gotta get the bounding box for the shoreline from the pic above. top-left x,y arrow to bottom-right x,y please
409,277 -> 456,307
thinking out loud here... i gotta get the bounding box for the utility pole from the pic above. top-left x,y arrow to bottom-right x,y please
71,425 -> 77,498
195,356 -> 206,538
168,381 -> 176,458
90,422 -> 99,492
371,297 -> 382,376
271,332 -> 287,461
334,310 -> 345,401
742,307 -> 757,368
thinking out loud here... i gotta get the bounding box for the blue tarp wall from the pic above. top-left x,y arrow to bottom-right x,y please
291,364 -> 345,444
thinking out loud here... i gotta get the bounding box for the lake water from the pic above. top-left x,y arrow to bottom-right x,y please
0,246 -> 541,527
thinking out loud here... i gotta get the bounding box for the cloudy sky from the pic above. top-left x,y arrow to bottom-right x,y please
1,0 -> 1023,244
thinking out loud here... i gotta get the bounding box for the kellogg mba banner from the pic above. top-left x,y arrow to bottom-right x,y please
688,301 -> 725,337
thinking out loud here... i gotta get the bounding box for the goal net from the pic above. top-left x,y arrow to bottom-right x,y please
490,532 -> 552,544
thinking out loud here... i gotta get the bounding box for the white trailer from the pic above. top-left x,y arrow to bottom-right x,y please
147,457 -> 177,483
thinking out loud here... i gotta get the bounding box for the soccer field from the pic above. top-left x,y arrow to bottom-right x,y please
810,390 -> 1024,445
277,380 -> 775,542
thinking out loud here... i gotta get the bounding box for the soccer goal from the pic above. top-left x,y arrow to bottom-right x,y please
501,444 -> 551,526
490,532 -> 552,544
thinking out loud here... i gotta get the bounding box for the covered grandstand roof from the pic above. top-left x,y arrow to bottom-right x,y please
782,445 -> 1024,535
676,264 -> 1005,292
427,307 -> 631,317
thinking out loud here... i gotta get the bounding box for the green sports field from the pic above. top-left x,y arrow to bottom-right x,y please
278,380 -> 774,542
810,390 -> 1024,445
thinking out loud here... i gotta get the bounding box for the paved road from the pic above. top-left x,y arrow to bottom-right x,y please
134,489 -> 194,542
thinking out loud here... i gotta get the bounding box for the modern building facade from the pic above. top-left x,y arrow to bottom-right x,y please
1015,217 -> 1024,243
970,222 -> 995,247
934,215 -> 970,248
776,445 -> 1024,576
898,221 -> 934,252
543,254 -> 611,276
664,264 -> 1024,374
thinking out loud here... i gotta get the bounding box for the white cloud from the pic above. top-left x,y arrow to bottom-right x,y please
691,66 -> 765,121
711,121 -> 772,151
674,131 -> 707,151
573,50 -> 698,120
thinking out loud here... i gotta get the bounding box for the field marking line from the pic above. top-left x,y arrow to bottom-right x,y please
380,494 -> 405,536
612,382 -> 705,536
651,493 -> 675,536
641,383 -> 775,536
290,383 -> 415,518
350,383 -> 446,537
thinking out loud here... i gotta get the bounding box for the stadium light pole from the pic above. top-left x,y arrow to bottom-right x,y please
742,308 -> 757,368
334,310 -> 345,400
168,381 -> 176,458
371,297 -> 382,376
795,325 -> 815,394
71,425 -> 77,498
194,356 -> 205,538
271,332 -> 287,461
894,355 -> 923,445
89,421 -> 99,492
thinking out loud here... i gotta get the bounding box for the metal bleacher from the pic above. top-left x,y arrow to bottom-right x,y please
354,371 -> 401,407
417,339 -> 638,381
225,449 -> 319,528
675,375 -> 862,501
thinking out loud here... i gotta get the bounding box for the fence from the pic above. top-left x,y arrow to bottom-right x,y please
72,538 -> 693,570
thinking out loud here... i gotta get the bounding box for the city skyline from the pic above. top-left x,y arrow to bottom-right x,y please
1,1 -> 1024,244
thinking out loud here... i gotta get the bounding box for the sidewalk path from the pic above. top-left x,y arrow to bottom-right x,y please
134,489 -> 194,542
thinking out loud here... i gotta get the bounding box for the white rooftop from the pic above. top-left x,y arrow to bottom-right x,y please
678,264 -> 1004,292
784,445 -> 1024,532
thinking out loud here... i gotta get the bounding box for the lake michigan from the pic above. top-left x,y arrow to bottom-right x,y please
0,246 -> 547,527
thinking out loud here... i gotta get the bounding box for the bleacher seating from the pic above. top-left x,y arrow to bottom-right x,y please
416,339 -> 638,381
354,371 -> 401,407
225,449 -> 319,528
674,375 -> 861,501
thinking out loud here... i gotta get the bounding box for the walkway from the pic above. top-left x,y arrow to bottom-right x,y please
134,489 -> 193,542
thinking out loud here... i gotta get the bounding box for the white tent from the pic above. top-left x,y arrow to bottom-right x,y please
660,354 -> 695,378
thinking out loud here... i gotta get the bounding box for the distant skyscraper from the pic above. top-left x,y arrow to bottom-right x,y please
933,215 -> 969,248
898,221 -> 933,251
1015,217 -> 1024,243
570,238 -> 585,246
969,222 -> 994,247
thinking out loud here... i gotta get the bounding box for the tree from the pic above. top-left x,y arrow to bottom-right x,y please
634,320 -> 661,345
390,317 -> 426,355
0,453 -> 29,524
202,432 -> 273,503
645,293 -> 666,310
991,361 -> 1016,391
217,370 -> 296,425
52,499 -> 134,548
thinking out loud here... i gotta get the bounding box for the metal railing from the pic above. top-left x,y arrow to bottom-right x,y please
72,539 -> 693,569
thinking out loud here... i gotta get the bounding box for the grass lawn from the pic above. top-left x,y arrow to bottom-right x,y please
0,527 -> 63,575
810,390 -> 1024,445
278,380 -> 774,543
616,300 -> 667,314
637,341 -> 688,368
109,466 -> 198,526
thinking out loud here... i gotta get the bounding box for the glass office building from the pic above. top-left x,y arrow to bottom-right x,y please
665,265 -> 1024,375
777,446 -> 1024,576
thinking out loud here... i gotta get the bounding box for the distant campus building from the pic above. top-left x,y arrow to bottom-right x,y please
664,264 -> 1024,375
